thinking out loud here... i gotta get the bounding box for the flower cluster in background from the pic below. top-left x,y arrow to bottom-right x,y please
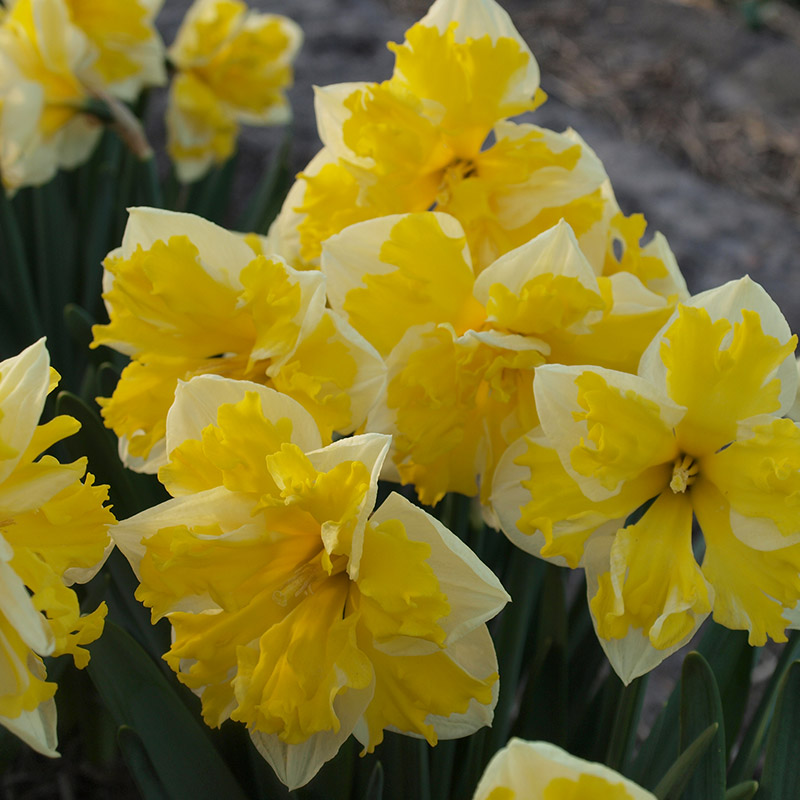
0,0 -> 798,797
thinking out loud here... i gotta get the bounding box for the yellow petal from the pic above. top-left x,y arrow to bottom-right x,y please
694,478 -> 800,645
590,491 -> 710,654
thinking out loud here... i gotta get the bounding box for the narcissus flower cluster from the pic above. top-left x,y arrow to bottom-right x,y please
0,0 -> 164,192
166,0 -> 302,182
111,376 -> 508,788
322,211 -> 686,509
0,340 -> 114,755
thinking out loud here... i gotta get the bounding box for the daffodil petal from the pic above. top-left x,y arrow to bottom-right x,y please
534,364 -> 683,501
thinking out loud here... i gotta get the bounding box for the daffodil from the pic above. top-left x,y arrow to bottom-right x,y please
111,374 -> 508,789
60,0 -> 166,101
473,739 -> 656,799
322,211 -> 686,507
91,208 -> 385,473
0,0 -> 164,192
268,0 -> 611,272
0,0 -> 99,192
166,0 -> 302,182
0,339 -> 114,755
492,277 -> 800,682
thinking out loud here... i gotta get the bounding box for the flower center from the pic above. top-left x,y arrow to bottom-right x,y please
271,552 -> 347,607
435,158 -> 476,206
670,454 -> 699,493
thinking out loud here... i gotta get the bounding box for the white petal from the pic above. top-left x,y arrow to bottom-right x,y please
416,0 -> 539,100
250,677 -> 374,791
120,208 -> 259,288
474,738 -> 657,799
473,219 -> 601,332
533,363 -> 684,502
0,339 -> 50,484
314,83 -> 374,165
639,276 -> 796,415
110,486 -> 255,578
370,493 -> 509,647
166,374 -> 323,459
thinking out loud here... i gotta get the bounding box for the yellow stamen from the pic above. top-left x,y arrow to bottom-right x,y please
435,159 -> 475,206
670,454 -> 699,493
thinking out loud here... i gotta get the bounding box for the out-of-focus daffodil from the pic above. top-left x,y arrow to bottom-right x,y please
111,375 -> 508,789
91,208 -> 385,474
167,0 -> 302,182
0,0 -> 164,192
0,340 -> 114,755
492,277 -> 800,682
0,0 -> 99,192
473,739 -> 656,799
322,212 -> 686,508
269,0 -> 611,272
61,0 -> 166,101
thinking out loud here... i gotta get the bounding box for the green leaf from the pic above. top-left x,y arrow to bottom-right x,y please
512,563 -> 568,747
606,675 -> 648,774
484,553 -> 545,757
365,762 -> 384,800
758,660 -> 800,799
631,623 -> 748,788
728,631 -> 800,785
87,622 -> 248,800
118,726 -> 171,800
679,652 -> 725,800
724,781 -> 758,800
652,723 -> 718,800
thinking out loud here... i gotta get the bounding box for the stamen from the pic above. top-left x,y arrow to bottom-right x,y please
271,553 -> 348,607
670,454 -> 699,493
436,159 -> 475,206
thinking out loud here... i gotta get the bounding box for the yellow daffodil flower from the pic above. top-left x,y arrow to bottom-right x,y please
492,277 -> 800,682
0,0 -> 164,192
322,211 -> 686,508
60,0 -> 166,101
91,207 -> 385,474
268,0 -> 611,272
0,339 -> 114,755
167,0 -> 302,182
111,375 -> 508,789
473,739 -> 656,799
0,0 -> 99,192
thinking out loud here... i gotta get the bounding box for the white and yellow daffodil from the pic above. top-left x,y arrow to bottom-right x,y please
268,0 -> 611,272
473,739 -> 656,799
111,374 -> 508,788
0,0 -> 99,192
91,207 -> 385,474
322,211 -> 686,507
0,339 -> 114,755
60,0 -> 166,101
166,0 -> 302,182
0,0 -> 165,192
492,277 -> 800,682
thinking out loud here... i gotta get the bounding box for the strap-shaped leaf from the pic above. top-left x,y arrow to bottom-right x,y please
724,781 -> 758,800
679,652 -> 725,800
87,622 -> 248,800
118,726 -> 171,800
758,660 -> 800,800
365,762 -> 384,800
653,723 -> 718,800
